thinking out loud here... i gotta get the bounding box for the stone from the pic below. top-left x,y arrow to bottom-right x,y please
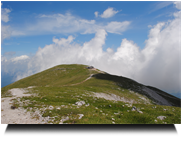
49,105 -> 54,110
131,106 -> 137,111
157,116 -> 166,120
75,101 -> 85,106
78,114 -> 84,119
114,113 -> 119,115
138,111 -> 143,114
109,105 -> 112,107
11,106 -> 17,109
85,103 -> 90,107
112,118 -> 115,121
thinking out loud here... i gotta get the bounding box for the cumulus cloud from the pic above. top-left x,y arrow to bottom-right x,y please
100,7 -> 119,18
2,10 -> 180,94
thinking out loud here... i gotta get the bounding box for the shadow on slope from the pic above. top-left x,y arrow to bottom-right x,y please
93,73 -> 181,107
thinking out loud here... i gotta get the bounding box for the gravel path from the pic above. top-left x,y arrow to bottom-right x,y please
1,88 -> 48,124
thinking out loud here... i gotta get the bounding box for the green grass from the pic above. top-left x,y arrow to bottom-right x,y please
1,64 -> 181,124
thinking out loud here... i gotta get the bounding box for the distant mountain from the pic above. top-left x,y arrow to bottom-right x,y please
1,72 -> 14,88
169,92 -> 181,99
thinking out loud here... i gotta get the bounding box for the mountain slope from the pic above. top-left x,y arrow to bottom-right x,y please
1,64 -> 181,124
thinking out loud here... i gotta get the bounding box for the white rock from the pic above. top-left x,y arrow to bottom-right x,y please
114,113 -> 119,115
112,118 -> 115,121
157,116 -> 166,120
49,105 -> 54,110
78,114 -> 84,119
85,103 -> 90,107
75,101 -> 85,106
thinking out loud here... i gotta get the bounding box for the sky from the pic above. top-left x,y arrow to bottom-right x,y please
1,1 -> 181,98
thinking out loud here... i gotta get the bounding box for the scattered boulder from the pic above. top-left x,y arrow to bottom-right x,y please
49,105 -> 54,110
131,106 -> 137,111
75,101 -> 85,106
157,116 -> 166,120
138,111 -> 143,114
78,114 -> 84,119
85,103 -> 90,107
114,113 -> 119,115
109,105 -> 112,107
112,118 -> 115,121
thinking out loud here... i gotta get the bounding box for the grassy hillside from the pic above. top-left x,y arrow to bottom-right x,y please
1,64 -> 181,124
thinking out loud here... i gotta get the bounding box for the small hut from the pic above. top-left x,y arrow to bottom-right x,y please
86,66 -> 94,69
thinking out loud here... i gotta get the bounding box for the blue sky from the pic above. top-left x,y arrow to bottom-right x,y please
1,1 -> 181,98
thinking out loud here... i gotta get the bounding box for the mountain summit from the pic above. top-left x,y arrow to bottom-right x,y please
1,64 -> 181,124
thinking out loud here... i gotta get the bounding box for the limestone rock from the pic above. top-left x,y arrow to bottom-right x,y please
75,101 -> 85,106
131,106 -> 137,111
157,116 -> 166,120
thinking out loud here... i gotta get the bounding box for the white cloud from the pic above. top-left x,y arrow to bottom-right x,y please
105,21 -> 131,34
1,55 -> 7,62
1,5 -> 12,42
2,10 -> 180,94
150,1 -> 174,13
12,12 -> 130,36
1,7 -> 11,22
1,25 -> 12,41
94,11 -> 99,17
11,55 -> 29,62
100,7 -> 119,18
174,1 -> 181,9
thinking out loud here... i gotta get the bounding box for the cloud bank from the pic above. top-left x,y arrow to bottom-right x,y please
2,11 -> 181,94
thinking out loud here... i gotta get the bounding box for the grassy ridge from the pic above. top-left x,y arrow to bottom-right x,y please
1,64 -> 181,124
